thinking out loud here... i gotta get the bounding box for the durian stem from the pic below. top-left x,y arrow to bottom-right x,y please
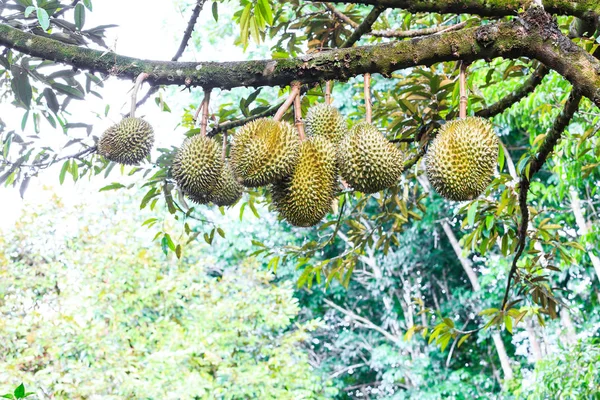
459,61 -> 469,119
294,91 -> 306,140
364,73 -> 372,124
200,88 -> 211,137
325,81 -> 333,105
193,101 -> 204,125
130,72 -> 149,118
222,131 -> 228,161
273,82 -> 301,122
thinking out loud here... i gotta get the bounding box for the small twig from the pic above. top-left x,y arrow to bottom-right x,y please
200,88 -> 211,137
1,145 -> 97,170
501,90 -> 582,309
476,64 -> 549,119
446,318 -> 472,368
130,72 -> 149,118
294,90 -> 306,140
364,73 -> 372,124
273,83 -> 301,121
459,61 -> 468,119
324,2 -> 359,28
172,0 -> 207,61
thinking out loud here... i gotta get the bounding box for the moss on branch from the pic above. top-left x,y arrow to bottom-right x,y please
1,7 -> 600,107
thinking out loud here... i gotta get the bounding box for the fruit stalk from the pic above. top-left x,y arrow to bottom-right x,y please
222,131 -> 228,161
293,90 -> 306,140
364,73 -> 372,124
273,82 -> 301,121
459,61 -> 469,119
325,81 -> 333,105
130,72 -> 149,118
200,88 -> 212,137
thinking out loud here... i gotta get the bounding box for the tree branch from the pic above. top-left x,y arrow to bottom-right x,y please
126,0 -> 207,116
342,5 -> 386,48
476,64 -> 549,118
312,0 -> 600,25
324,2 -> 359,28
371,20 -> 467,38
323,298 -> 401,344
1,8 -> 599,106
501,90 -> 582,309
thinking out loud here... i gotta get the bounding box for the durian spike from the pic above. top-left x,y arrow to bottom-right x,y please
459,61 -> 469,119
364,73 -> 372,124
200,88 -> 212,137
273,82 -> 301,122
293,91 -> 306,140
325,81 -> 333,106
130,72 -> 149,118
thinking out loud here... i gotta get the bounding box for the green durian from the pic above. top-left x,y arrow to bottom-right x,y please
172,134 -> 223,198
270,136 -> 337,227
425,117 -> 498,201
337,122 -> 403,193
305,103 -> 348,143
97,117 -> 154,165
230,118 -> 300,187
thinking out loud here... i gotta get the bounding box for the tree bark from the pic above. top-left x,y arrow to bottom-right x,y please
1,8 -> 600,107
560,307 -> 577,345
525,319 -> 543,361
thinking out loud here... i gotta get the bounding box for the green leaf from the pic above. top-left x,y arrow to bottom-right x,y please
51,83 -> 85,100
59,160 -> 70,184
99,182 -> 126,191
83,0 -> 93,10
504,315 -> 513,334
239,3 -> 252,48
467,201 -> 478,227
257,0 -> 273,25
37,7 -> 50,30
74,3 -> 85,30
24,6 -> 35,17
13,384 -> 24,399
70,160 -> 79,182
457,334 -> 470,348
211,1 -> 218,22
11,66 -> 32,109
175,244 -> 182,259
1,394 -> 15,400
217,227 -> 225,238
43,88 -> 60,114
164,233 -> 176,252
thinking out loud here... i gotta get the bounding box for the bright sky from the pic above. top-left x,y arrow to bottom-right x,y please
0,0 -> 248,229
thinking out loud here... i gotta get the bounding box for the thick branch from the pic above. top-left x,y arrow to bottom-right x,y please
314,0 -> 600,25
476,64 -> 549,118
501,90 -> 582,309
1,9 -> 600,106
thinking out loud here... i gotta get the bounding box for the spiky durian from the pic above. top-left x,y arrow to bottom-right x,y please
230,118 -> 300,187
270,136 -> 337,227
172,134 -> 223,198
337,122 -> 403,193
425,117 -> 498,201
209,161 -> 244,207
305,104 -> 348,143
97,117 -> 154,165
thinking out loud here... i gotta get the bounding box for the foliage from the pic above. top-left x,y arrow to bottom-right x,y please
0,191 -> 335,399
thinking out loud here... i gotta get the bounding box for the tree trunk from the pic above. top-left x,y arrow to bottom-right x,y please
525,319 -> 543,361
560,307 -> 577,345
569,189 -> 600,282
491,332 -> 514,381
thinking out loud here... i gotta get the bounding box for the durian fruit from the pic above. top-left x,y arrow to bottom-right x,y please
208,161 -> 244,207
305,103 -> 348,143
425,117 -> 498,201
97,117 -> 154,165
337,122 -> 403,193
172,134 -> 223,198
270,136 -> 337,227
230,118 -> 300,187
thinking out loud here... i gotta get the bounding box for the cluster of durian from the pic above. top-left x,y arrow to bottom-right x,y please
172,134 -> 244,207
225,103 -> 404,227
425,117 -> 498,201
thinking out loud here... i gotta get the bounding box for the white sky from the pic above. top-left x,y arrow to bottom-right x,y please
0,0 -> 251,229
